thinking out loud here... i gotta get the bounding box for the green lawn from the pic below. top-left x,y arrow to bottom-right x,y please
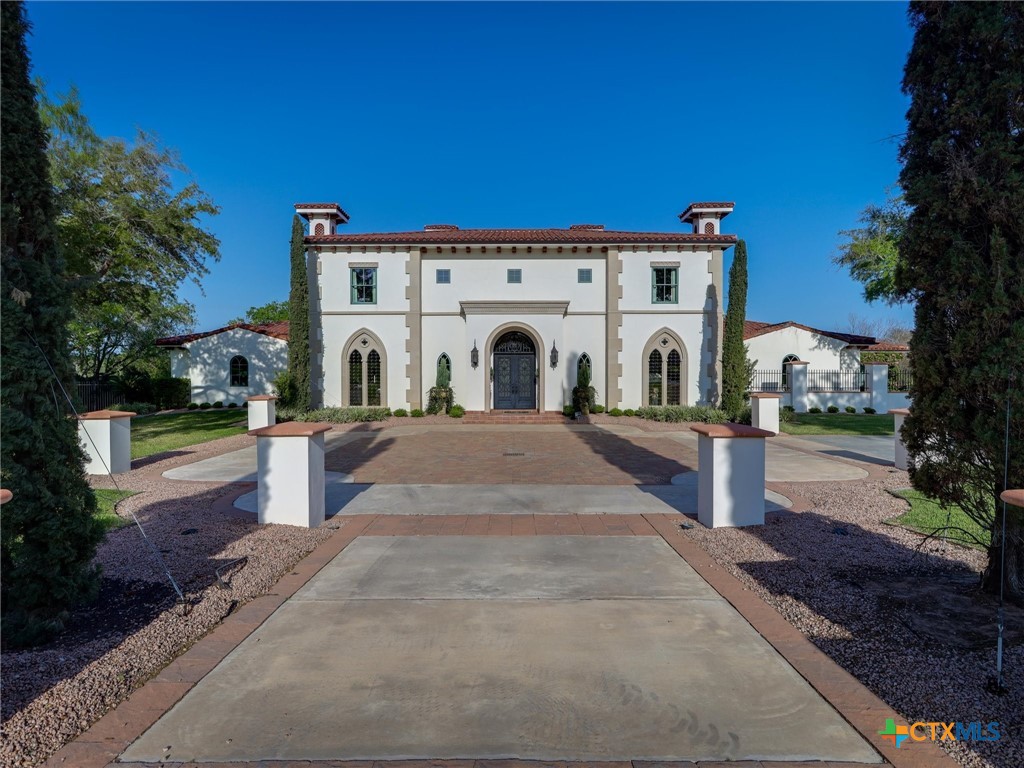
131,410 -> 248,459
886,489 -> 990,550
94,488 -> 137,533
779,413 -> 895,436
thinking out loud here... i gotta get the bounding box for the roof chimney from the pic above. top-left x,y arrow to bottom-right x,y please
295,202 -> 349,236
678,202 -> 734,236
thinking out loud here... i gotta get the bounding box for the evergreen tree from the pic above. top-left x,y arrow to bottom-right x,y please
896,3 -> 1024,600
287,215 -> 311,411
1,1 -> 103,644
721,239 -> 752,418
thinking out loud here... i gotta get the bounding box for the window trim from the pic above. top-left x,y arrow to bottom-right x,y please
651,266 -> 679,304
507,268 -> 522,284
642,330 -> 688,406
351,267 -> 378,305
229,355 -> 249,388
342,329 -> 388,407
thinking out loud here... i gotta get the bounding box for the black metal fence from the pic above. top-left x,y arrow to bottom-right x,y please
749,370 -> 789,392
889,368 -> 913,392
74,379 -> 124,412
808,370 -> 866,392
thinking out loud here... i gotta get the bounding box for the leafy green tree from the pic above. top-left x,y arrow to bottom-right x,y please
721,239 -> 754,418
896,2 -> 1024,600
70,293 -> 194,379
287,216 -> 311,411
39,86 -> 220,310
1,1 -> 103,645
834,188 -> 909,305
230,300 -> 288,326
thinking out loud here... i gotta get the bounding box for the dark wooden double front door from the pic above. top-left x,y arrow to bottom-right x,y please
493,331 -> 536,410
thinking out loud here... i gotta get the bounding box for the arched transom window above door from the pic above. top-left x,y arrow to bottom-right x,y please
343,331 -> 387,407
643,331 -> 687,407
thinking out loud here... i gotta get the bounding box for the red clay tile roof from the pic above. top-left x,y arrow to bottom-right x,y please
305,228 -> 736,246
863,341 -> 910,352
294,203 -> 350,219
741,319 -> 877,346
155,321 -> 289,348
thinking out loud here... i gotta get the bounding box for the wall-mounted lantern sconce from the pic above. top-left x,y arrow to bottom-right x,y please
471,340 -> 479,368
550,342 -> 559,369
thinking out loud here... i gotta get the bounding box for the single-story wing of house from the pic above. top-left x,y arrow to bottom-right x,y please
742,320 -> 908,372
155,322 -> 289,405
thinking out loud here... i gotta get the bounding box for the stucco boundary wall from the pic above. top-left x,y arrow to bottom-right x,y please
779,361 -> 911,413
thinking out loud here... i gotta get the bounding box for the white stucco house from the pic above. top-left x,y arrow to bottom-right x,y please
743,320 -> 908,371
296,201 -> 737,413
156,322 -> 289,405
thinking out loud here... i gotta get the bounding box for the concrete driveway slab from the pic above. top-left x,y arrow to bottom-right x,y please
795,434 -> 895,465
232,482 -> 792,516
122,536 -> 880,764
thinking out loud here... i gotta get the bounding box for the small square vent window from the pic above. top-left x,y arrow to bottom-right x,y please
578,268 -> 592,283
436,268 -> 451,284
507,268 -> 522,284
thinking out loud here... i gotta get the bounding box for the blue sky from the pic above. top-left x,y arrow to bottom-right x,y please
27,1 -> 915,335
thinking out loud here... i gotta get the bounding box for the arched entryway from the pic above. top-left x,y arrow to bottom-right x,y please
492,330 -> 537,410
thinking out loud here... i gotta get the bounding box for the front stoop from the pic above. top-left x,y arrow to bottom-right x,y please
462,410 -> 570,424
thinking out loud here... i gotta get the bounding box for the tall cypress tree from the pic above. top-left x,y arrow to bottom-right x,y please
896,3 -> 1024,599
1,1 -> 103,644
721,239 -> 750,418
287,214 -> 311,411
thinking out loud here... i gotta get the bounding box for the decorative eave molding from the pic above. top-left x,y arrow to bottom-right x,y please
459,300 -> 570,317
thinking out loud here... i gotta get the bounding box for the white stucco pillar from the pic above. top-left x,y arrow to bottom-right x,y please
246,395 -> 277,431
77,410 -> 135,475
749,393 -> 781,434
865,363 -> 889,413
249,422 -> 332,528
787,360 -> 809,412
690,423 -> 775,528
889,408 -> 910,471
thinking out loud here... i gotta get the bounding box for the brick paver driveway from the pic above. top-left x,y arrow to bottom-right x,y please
324,425 -> 697,484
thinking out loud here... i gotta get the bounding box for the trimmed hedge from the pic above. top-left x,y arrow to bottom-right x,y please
110,402 -> 159,415
634,405 -> 728,423
449,404 -> 465,418
294,407 -> 392,423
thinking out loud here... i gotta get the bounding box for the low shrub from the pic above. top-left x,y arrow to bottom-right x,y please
228,402 -> 239,408
562,404 -> 575,418
844,405 -> 856,414
782,405 -> 795,413
808,406 -> 823,414
449,404 -> 465,418
213,401 -> 224,409
187,402 -> 199,410
634,405 -> 729,423
864,407 -> 877,414
199,402 -> 212,410
110,401 -> 159,415
274,405 -> 300,423
593,404 -> 606,414
296,407 -> 392,423
780,407 -> 795,423
732,406 -> 753,426
410,408 -> 425,418
393,408 -> 409,417
623,409 -> 635,417
609,408 -> 623,417
827,405 -> 840,414
150,377 -> 190,409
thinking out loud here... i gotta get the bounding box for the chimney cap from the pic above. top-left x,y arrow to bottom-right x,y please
569,224 -> 605,230
424,224 -> 459,231
678,202 -> 734,223
295,202 -> 350,223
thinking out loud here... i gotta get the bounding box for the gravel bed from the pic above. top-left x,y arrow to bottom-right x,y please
0,434 -> 340,768
685,467 -> 1021,768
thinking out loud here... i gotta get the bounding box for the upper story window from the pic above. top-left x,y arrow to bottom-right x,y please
436,268 -> 451,284
652,267 -> 678,304
229,355 -> 249,387
351,267 -> 377,304
578,268 -> 592,284
507,268 -> 522,284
